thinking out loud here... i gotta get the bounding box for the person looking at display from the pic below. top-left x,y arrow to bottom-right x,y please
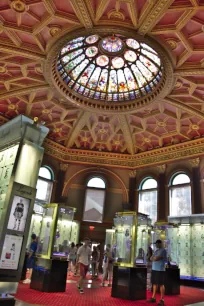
91,246 -> 99,279
76,238 -> 92,294
147,240 -> 167,305
101,244 -> 115,287
23,233 -> 38,284
68,242 -> 77,276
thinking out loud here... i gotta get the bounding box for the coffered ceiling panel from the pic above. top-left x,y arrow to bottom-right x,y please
0,0 -> 203,161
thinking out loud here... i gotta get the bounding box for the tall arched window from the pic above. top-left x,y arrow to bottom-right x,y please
83,177 -> 106,223
169,172 -> 191,216
35,166 -> 54,205
138,177 -> 158,224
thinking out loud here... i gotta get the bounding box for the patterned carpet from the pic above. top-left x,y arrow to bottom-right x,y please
15,275 -> 204,306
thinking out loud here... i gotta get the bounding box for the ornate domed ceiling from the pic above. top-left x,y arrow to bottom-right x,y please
0,0 -> 204,166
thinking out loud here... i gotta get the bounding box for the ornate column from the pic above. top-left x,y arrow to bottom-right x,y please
190,158 -> 202,214
55,163 -> 68,202
157,164 -> 167,222
128,170 -> 137,211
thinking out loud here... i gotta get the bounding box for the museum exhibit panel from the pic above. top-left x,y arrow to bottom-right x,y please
30,204 -> 77,292
111,211 -> 147,300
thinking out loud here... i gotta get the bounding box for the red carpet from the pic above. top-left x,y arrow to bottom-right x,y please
15,276 -> 204,306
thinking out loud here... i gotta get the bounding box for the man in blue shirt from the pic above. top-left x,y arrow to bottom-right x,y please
147,240 -> 167,305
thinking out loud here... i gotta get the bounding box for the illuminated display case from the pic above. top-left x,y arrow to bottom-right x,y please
36,204 -> 76,259
113,212 -> 137,267
168,214 -> 204,280
70,220 -> 80,245
135,213 -> 152,263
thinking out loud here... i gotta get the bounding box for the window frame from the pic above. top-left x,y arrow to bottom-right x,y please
169,172 -> 192,217
138,177 -> 158,224
83,176 -> 106,223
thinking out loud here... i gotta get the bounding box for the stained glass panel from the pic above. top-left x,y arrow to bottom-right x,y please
86,35 -> 99,44
101,36 -> 123,53
124,50 -> 137,62
96,55 -> 109,67
112,57 -> 124,69
58,33 -> 163,102
86,46 -> 98,58
126,39 -> 139,50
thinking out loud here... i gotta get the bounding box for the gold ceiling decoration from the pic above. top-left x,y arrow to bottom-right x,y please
0,0 -> 203,166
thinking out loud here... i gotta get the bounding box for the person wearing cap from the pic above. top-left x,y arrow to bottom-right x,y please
147,239 -> 167,305
76,237 -> 92,294
23,233 -> 38,284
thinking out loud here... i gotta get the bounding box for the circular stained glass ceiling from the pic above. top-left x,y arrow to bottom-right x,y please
56,34 -> 163,102
46,28 -> 174,113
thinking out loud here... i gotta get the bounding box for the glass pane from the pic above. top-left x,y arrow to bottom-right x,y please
87,177 -> 105,188
113,214 -> 134,264
172,174 -> 190,185
36,207 -> 55,256
83,189 -> 105,222
169,186 -> 192,216
142,178 -> 157,189
138,190 -> 157,224
39,167 -> 52,180
36,179 -> 53,204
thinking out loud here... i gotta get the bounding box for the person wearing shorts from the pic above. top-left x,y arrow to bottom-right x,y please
147,239 -> 167,306
76,237 -> 92,294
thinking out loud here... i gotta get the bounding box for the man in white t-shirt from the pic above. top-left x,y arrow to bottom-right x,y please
76,237 -> 92,294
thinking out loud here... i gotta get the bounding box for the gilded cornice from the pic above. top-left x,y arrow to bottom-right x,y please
44,137 -> 204,169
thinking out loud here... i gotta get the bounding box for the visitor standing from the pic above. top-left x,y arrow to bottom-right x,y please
147,240 -> 167,305
91,246 -> 99,279
76,238 -> 92,294
68,242 -> 77,276
101,244 -> 114,287
146,246 -> 153,290
23,234 -> 38,284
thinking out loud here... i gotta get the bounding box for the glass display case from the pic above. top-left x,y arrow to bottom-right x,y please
105,229 -> 116,248
113,211 -> 137,267
36,204 -> 76,259
70,220 -> 80,245
27,204 -> 44,248
135,213 -> 152,264
168,214 -> 204,280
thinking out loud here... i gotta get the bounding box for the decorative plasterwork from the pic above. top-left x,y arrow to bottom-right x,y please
157,164 -> 166,174
59,163 -> 69,171
138,0 -> 175,36
189,158 -> 200,168
44,138 -> 204,169
45,26 -> 174,114
129,170 -> 137,178
70,0 -> 93,28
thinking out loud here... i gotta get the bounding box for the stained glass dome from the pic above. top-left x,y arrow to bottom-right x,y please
56,34 -> 164,103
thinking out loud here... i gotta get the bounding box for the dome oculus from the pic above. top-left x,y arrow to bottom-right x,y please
56,34 -> 164,103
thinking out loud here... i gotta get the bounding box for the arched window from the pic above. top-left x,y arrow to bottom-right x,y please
35,166 -> 54,205
138,177 -> 158,224
83,176 -> 106,223
169,172 -> 191,216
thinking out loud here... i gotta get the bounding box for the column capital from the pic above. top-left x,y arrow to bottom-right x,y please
157,164 -> 166,174
129,170 -> 136,178
189,158 -> 200,168
59,163 -> 69,171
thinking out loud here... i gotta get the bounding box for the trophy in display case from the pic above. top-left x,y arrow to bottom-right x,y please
113,211 -> 137,267
36,204 -> 76,259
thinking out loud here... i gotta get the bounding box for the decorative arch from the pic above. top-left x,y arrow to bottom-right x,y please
62,167 -> 128,202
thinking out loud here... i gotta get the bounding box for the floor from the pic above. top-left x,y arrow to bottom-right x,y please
14,274 -> 204,306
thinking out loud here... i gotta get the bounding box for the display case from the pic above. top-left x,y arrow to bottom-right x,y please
135,213 -> 152,264
168,214 -> 204,280
105,229 -> 116,248
26,204 -> 44,248
36,204 -> 76,259
113,211 -> 137,267
70,220 -> 80,245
